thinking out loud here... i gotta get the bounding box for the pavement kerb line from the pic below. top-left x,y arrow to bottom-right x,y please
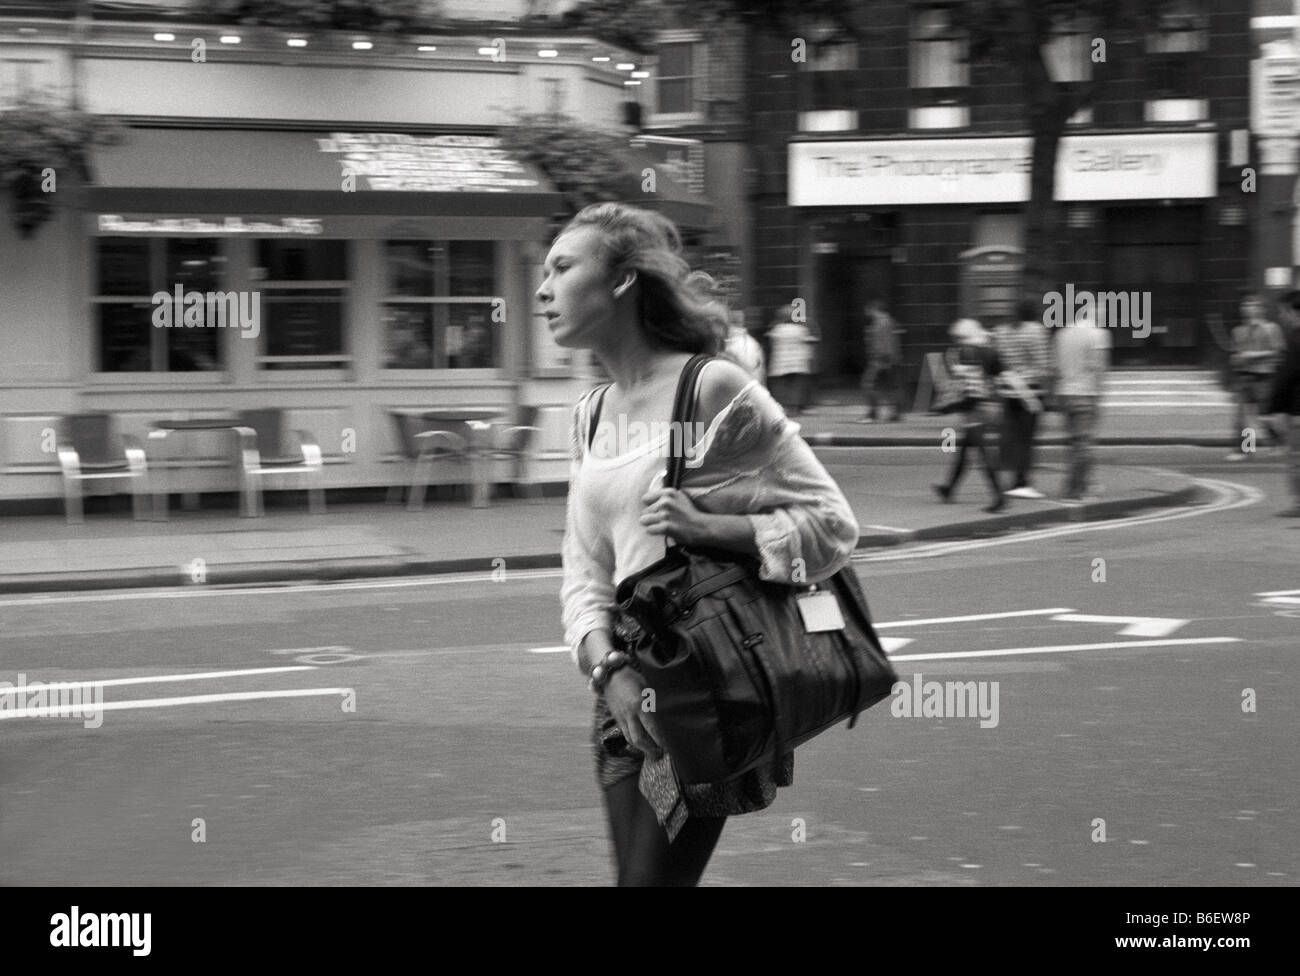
0,471 -> 1211,595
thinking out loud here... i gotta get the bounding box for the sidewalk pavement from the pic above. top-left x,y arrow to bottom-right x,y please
0,451 -> 1206,594
789,395 -> 1238,447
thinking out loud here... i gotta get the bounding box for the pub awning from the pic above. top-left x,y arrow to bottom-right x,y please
87,129 -> 565,217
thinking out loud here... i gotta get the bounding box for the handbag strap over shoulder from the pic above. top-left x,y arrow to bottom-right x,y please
666,353 -> 714,491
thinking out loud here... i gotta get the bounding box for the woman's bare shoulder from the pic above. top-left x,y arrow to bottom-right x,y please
696,358 -> 757,426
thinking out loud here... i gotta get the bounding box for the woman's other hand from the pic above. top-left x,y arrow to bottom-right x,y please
605,668 -> 665,760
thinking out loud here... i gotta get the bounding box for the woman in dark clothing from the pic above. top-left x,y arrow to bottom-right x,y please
933,318 -> 1007,513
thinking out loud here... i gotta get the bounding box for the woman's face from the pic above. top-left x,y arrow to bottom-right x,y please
537,226 -> 620,349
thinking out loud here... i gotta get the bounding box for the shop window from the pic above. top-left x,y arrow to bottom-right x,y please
382,240 -> 499,370
910,4 -> 968,129
910,5 -> 968,90
651,35 -> 703,123
799,110 -> 858,132
254,239 -> 350,370
1145,0 -> 1208,54
93,237 -> 225,373
1043,28 -> 1092,85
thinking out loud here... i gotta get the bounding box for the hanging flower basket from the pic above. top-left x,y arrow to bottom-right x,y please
0,95 -> 125,238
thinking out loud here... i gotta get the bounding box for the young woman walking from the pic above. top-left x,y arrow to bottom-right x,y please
542,203 -> 858,886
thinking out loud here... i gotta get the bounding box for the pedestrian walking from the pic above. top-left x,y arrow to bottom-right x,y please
859,299 -> 905,423
933,318 -> 1006,513
1266,289 -> 1300,516
765,304 -> 817,416
1226,291 -> 1288,460
722,309 -> 765,384
991,301 -> 1051,498
1053,307 -> 1112,500
542,202 -> 859,886
684,271 -> 763,383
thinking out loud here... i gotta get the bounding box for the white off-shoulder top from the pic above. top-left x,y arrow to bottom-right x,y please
560,360 -> 861,665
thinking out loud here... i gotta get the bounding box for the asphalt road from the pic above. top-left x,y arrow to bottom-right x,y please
1,447 -> 1295,886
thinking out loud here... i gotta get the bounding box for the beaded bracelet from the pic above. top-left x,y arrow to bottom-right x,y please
587,649 -> 633,694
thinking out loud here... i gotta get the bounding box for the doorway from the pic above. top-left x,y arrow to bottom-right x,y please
816,253 -> 892,380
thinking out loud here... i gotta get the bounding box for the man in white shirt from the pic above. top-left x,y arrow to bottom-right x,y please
1054,307 -> 1111,500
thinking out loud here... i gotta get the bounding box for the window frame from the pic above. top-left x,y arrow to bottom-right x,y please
253,238 -> 353,372
90,236 -> 230,377
380,239 -> 505,376
909,3 -> 970,101
647,31 -> 706,127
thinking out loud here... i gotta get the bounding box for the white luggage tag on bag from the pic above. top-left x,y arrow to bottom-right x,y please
796,584 -> 846,633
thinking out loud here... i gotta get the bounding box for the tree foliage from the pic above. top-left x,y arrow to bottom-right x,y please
495,112 -> 631,216
552,0 -> 860,52
199,0 -> 442,31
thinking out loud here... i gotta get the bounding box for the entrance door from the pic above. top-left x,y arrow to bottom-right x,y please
1105,208 -> 1203,366
816,254 -> 892,380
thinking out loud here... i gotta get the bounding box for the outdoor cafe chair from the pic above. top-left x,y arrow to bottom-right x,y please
57,413 -> 149,524
470,408 -> 544,502
235,408 -> 325,517
388,412 -> 472,511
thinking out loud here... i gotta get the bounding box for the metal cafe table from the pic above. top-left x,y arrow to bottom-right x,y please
147,415 -> 250,520
416,408 -> 505,508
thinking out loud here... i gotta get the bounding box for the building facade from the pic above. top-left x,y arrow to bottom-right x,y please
0,3 -> 712,503
744,0 -> 1254,381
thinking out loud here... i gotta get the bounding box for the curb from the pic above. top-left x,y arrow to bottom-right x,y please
803,433 -> 1235,449
0,484 -> 1209,595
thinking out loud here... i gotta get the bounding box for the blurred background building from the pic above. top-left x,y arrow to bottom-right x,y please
1,0 -> 1297,504
0,0 -> 733,501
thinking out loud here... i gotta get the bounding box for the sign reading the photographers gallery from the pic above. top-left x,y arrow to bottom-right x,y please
790,132 -> 1216,205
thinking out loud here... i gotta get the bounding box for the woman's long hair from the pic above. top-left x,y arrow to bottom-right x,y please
560,203 -> 725,355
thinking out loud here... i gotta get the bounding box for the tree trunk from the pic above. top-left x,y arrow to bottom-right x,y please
1023,105 -> 1066,300
1010,0 -> 1072,303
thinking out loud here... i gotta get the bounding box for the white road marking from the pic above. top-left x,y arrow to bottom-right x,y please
1255,589 -> 1300,606
877,608 -> 1074,628
0,666 -> 315,691
1050,614 -> 1188,637
0,569 -> 564,608
529,646 -> 572,654
0,687 -> 354,720
264,646 -> 353,656
880,637 -> 912,653
891,637 -> 1241,662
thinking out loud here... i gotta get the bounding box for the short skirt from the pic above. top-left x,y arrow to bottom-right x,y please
591,692 -> 793,835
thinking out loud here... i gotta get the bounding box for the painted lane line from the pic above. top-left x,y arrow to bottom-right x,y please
529,646 -> 572,654
0,569 -> 566,608
0,687 -> 354,721
1050,614 -> 1187,637
0,665 -> 316,692
1255,589 -> 1300,606
891,637 -> 1241,662
876,608 -> 1074,629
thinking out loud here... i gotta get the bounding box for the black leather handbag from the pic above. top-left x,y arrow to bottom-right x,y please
609,354 -> 899,785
